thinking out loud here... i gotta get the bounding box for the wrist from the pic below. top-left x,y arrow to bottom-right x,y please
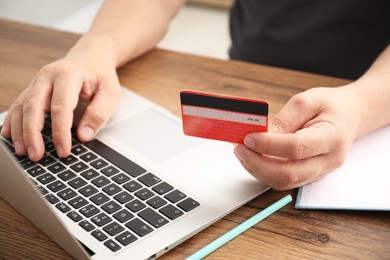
67,32 -> 121,68
343,77 -> 390,139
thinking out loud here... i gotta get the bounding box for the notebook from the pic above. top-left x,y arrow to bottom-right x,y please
0,87 -> 269,260
296,124 -> 390,211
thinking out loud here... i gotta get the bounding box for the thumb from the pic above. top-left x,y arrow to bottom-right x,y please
268,94 -> 319,134
77,83 -> 120,142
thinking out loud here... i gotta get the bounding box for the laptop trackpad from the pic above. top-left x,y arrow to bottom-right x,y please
100,109 -> 203,164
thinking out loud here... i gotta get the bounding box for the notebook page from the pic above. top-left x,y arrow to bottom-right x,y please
296,125 -> 390,211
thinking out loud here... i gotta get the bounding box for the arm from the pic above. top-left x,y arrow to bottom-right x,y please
81,0 -> 184,67
234,44 -> 390,190
1,0 -> 185,161
351,45 -> 390,137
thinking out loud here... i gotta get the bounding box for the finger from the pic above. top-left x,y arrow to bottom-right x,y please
77,80 -> 120,142
3,88 -> 31,155
22,78 -> 52,161
267,92 -> 320,134
51,75 -> 83,158
244,121 -> 340,159
10,105 -> 27,156
2,87 -> 31,140
234,144 -> 335,190
1,111 -> 12,138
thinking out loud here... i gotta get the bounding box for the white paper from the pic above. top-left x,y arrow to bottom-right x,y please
296,125 -> 390,211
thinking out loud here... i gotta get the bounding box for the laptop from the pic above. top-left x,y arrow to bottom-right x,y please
0,87 -> 269,260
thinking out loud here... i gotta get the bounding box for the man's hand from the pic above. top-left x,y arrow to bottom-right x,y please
234,86 -> 363,190
1,53 -> 121,162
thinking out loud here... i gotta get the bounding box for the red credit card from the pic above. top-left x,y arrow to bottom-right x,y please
180,90 -> 268,143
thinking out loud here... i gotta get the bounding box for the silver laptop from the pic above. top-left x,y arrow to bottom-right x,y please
0,87 -> 269,260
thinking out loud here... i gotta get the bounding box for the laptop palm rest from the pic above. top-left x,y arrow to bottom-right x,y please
99,109 -> 203,164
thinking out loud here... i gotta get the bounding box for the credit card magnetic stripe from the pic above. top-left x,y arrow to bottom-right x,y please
180,91 -> 268,116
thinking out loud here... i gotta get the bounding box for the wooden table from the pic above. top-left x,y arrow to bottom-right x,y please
0,19 -> 389,259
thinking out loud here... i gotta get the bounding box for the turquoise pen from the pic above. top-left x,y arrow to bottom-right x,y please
186,194 -> 293,260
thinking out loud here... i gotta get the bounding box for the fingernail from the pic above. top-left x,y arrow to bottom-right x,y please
234,145 -> 244,161
80,126 -> 95,140
243,136 -> 255,149
14,141 -> 22,154
56,145 -> 64,157
27,146 -> 35,159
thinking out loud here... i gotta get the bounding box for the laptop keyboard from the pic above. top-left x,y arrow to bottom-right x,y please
1,117 -> 200,253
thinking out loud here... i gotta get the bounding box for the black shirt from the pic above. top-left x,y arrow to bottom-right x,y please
229,0 -> 390,79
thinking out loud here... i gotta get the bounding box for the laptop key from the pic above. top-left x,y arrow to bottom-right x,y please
36,173 -> 56,184
68,177 -> 87,189
71,145 -> 87,156
44,193 -> 60,204
147,196 -> 168,209
20,158 -> 36,169
56,202 -> 71,213
104,239 -> 121,252
80,152 -> 98,163
44,141 -> 55,152
92,176 -> 110,188
60,155 -> 78,165
146,196 -> 168,209
159,204 -> 184,220
27,165 -> 45,177
47,162 -> 66,174
57,188 -> 77,200
47,180 -> 66,192
79,185 -> 99,197
102,183 -> 122,196
67,211 -> 83,222
91,213 -> 112,227
114,191 -> 134,204
92,229 -> 108,242
103,221 -> 124,236
123,180 -> 142,192
125,199 -> 146,213
101,165 -> 119,177
36,185 -> 49,195
177,198 -> 200,212
79,220 -> 95,232
134,188 -> 154,200
80,204 -> 100,218
90,192 -> 110,206
152,182 -> 173,195
115,231 -> 137,246
80,169 -> 99,180
113,209 -> 134,223
137,173 -> 161,187
68,196 -> 89,209
125,218 -> 153,237
90,159 -> 108,170
138,208 -> 168,229
38,155 -> 56,167
102,201 -> 121,214
57,169 -> 77,182
70,161 -> 89,173
72,138 -> 81,147
164,190 -> 186,203
112,173 -> 130,184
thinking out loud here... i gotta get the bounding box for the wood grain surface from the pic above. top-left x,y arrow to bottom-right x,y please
0,19 -> 389,260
